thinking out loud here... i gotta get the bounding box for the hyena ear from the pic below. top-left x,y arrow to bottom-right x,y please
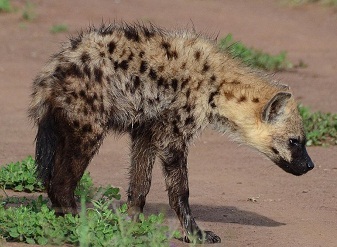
262,92 -> 292,123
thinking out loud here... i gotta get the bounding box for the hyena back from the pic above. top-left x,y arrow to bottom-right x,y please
29,23 -> 314,244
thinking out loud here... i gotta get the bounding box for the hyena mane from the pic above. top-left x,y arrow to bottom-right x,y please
28,22 -> 314,244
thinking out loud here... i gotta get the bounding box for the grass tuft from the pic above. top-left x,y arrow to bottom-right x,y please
50,24 -> 68,34
285,0 -> 337,6
0,0 -> 11,12
0,156 -> 43,192
22,1 -> 36,21
298,105 -> 337,146
219,34 -> 294,71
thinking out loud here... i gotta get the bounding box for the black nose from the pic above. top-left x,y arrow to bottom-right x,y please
306,160 -> 314,170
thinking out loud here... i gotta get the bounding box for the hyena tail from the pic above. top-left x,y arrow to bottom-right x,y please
29,75 -> 58,187
35,111 -> 58,187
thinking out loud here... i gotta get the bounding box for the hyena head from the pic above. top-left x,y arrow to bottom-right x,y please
213,90 -> 314,176
255,92 -> 315,175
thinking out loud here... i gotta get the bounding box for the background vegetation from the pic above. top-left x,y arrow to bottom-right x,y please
0,0 -> 11,12
219,34 -> 294,71
286,0 -> 337,6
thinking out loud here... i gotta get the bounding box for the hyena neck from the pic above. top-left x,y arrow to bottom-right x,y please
205,58 -> 287,139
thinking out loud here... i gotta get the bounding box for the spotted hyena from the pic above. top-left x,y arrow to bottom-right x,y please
29,23 -> 314,243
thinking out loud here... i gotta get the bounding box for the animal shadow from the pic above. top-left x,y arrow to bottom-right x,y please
145,203 -> 285,227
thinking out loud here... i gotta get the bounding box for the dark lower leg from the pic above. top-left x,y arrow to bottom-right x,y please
161,147 -> 221,244
48,132 -> 103,215
127,125 -> 156,217
48,157 -> 84,215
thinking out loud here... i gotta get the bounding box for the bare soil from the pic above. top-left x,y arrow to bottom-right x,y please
0,0 -> 336,246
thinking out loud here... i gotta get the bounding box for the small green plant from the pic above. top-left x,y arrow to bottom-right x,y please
18,23 -> 27,29
0,156 -> 115,199
0,156 -> 43,192
219,34 -> 294,71
0,157 -> 178,245
0,189 -> 175,246
0,0 -> 11,12
0,196 -> 29,207
323,0 -> 337,6
285,0 -> 337,6
0,199 -> 176,246
298,105 -> 337,146
22,1 -> 36,21
50,24 -> 68,34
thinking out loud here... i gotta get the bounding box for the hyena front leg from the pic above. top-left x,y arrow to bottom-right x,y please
127,123 -> 157,217
48,122 -> 105,215
160,144 -> 221,244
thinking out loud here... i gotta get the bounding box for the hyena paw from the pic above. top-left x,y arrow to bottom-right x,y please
183,230 -> 221,244
126,205 -> 143,222
203,231 -> 221,244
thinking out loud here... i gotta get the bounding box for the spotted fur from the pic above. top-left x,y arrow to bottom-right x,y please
29,23 -> 314,244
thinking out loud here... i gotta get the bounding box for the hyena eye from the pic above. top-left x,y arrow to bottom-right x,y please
289,138 -> 300,146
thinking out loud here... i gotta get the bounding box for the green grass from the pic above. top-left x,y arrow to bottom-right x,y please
0,156 -> 99,199
0,0 -> 11,12
286,0 -> 337,6
0,157 -> 178,246
219,34 -> 294,71
22,1 -> 36,21
0,156 -> 43,192
298,105 -> 337,146
50,24 -> 68,34
0,197 -> 174,246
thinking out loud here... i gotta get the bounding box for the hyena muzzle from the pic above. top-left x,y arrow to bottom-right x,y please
28,23 -> 314,244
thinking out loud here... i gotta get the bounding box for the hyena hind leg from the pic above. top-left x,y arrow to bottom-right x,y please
127,123 -> 157,217
160,144 -> 221,244
48,124 -> 105,216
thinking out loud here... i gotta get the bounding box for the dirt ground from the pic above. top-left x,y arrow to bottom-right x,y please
0,0 -> 337,246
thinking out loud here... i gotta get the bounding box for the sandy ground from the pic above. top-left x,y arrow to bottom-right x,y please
0,0 -> 336,246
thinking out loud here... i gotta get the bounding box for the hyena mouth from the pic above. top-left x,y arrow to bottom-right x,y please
276,158 -> 314,176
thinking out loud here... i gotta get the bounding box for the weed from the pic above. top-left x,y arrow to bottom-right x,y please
22,1 -> 36,21
0,156 -> 43,192
0,196 -> 29,206
50,24 -> 68,34
219,34 -> 294,71
0,0 -> 11,12
285,0 -> 337,6
0,190 -> 176,246
0,156 -> 117,200
323,0 -> 337,6
18,22 -> 27,29
0,157 -> 178,246
298,105 -> 337,146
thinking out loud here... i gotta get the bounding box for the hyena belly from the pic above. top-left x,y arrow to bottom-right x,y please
29,23 -> 313,244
